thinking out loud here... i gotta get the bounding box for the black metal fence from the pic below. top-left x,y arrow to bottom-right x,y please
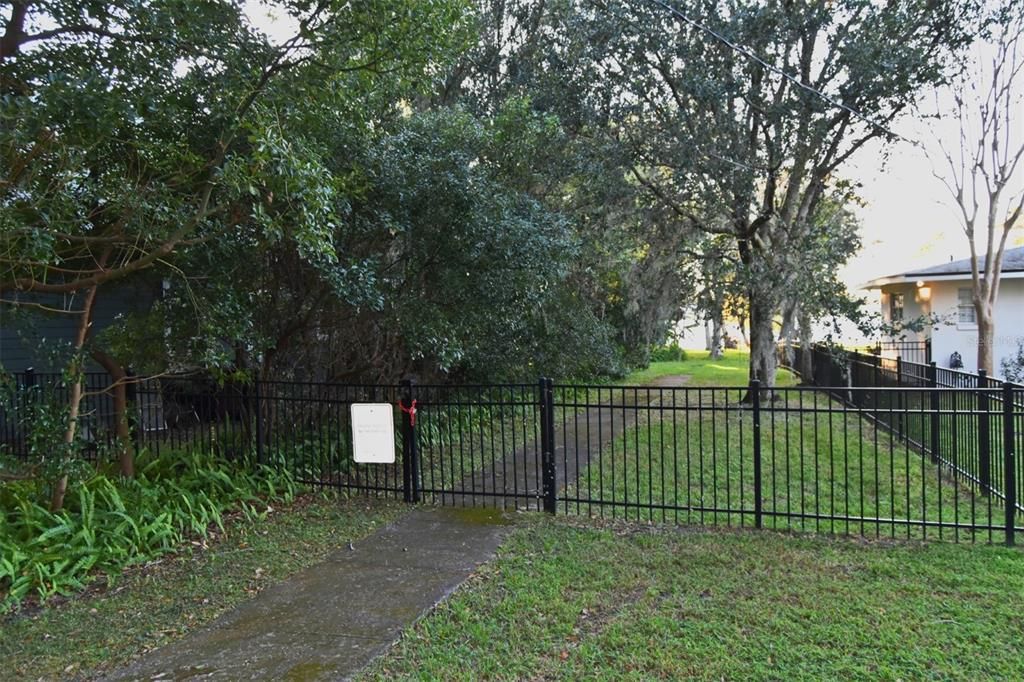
864,339 -> 932,366
1,371 -> 123,462
2,368 -> 1021,545
791,345 -> 1022,526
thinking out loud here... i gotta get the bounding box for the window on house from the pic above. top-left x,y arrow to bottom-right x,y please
889,293 -> 904,321
958,288 -> 976,325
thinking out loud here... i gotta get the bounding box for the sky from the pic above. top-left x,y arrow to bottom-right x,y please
838,12 -> 1024,295
845,138 -> 963,287
844,121 -> 1023,293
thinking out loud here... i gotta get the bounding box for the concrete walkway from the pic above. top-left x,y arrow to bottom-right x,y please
103,377 -> 692,680
103,507 -> 512,681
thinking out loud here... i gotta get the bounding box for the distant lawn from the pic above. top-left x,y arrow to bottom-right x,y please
623,349 -> 797,387
364,517 -> 1024,681
2,496 -> 403,680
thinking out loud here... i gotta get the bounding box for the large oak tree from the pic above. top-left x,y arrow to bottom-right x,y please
563,0 -> 974,390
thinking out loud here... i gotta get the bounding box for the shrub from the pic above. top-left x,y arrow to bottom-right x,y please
1002,340 -> 1024,384
650,344 -> 688,363
0,452 -> 296,612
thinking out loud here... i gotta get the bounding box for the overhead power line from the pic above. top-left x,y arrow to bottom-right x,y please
639,0 -> 909,141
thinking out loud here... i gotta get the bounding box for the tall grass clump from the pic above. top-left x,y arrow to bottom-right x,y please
0,452 -> 296,612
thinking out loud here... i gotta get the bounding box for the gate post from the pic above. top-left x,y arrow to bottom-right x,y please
1004,382 -> 1016,547
540,377 -> 557,514
254,377 -> 265,464
929,362 -> 940,464
400,379 -> 420,504
750,379 -> 763,528
978,370 -> 991,496
125,367 -> 142,452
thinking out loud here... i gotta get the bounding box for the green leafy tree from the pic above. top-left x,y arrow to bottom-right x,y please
562,0 -> 974,392
147,105 -> 604,384
0,0 -> 469,507
436,1 -> 698,365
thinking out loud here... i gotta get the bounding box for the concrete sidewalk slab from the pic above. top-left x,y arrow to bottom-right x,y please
102,507 -> 512,681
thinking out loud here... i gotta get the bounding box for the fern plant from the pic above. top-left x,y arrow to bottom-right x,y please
0,451 -> 298,612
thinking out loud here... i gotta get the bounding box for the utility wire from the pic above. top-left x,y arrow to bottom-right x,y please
640,0 -> 910,141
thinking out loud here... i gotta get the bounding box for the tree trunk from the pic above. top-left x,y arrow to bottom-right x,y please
51,281 -> 101,511
778,300 -> 798,369
798,309 -> 814,383
91,349 -> 135,478
747,294 -> 777,389
737,313 -> 750,348
976,304 -> 994,374
709,314 -> 724,360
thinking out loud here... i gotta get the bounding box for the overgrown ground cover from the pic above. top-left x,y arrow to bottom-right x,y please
364,516 -> 1024,681
1,494 -> 404,679
569,352 -> 1009,541
1,452 -> 302,611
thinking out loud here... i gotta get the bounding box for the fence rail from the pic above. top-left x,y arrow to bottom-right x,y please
2,367 -> 1021,545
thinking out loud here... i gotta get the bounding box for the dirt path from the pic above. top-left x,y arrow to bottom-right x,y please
645,374 -> 692,388
437,375 -> 692,510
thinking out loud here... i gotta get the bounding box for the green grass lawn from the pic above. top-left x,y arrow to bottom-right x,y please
362,516 -> 1024,681
563,351 -> 1014,541
1,495 -> 403,680
567,392 -> 1006,541
621,349 -> 797,387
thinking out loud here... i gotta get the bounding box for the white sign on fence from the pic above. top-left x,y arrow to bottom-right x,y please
351,403 -> 396,464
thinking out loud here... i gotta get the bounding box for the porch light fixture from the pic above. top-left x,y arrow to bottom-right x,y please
917,284 -> 931,301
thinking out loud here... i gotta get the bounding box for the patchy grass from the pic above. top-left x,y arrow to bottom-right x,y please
2,494 -> 404,680
622,349 -> 797,387
364,516 -> 1024,681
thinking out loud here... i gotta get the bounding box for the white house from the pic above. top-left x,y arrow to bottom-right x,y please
863,246 -> 1024,374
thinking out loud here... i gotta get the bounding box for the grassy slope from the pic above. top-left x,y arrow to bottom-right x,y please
364,517 -> 1024,681
2,496 -> 403,680
577,351 -> 1002,540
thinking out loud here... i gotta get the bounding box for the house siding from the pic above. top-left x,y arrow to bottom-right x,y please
0,281 -> 160,374
927,279 -> 1024,374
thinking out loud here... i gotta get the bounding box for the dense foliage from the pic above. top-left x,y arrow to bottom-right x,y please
144,105 -> 624,382
0,1 -> 986,496
0,452 -> 295,612
3,0 -> 979,387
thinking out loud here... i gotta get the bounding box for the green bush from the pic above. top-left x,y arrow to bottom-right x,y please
650,344 -> 687,363
0,452 -> 296,612
1002,340 -> 1024,384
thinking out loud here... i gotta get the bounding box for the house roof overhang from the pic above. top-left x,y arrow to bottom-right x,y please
859,270 -> 1024,290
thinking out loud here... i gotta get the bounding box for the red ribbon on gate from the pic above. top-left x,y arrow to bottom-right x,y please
399,398 -> 417,427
